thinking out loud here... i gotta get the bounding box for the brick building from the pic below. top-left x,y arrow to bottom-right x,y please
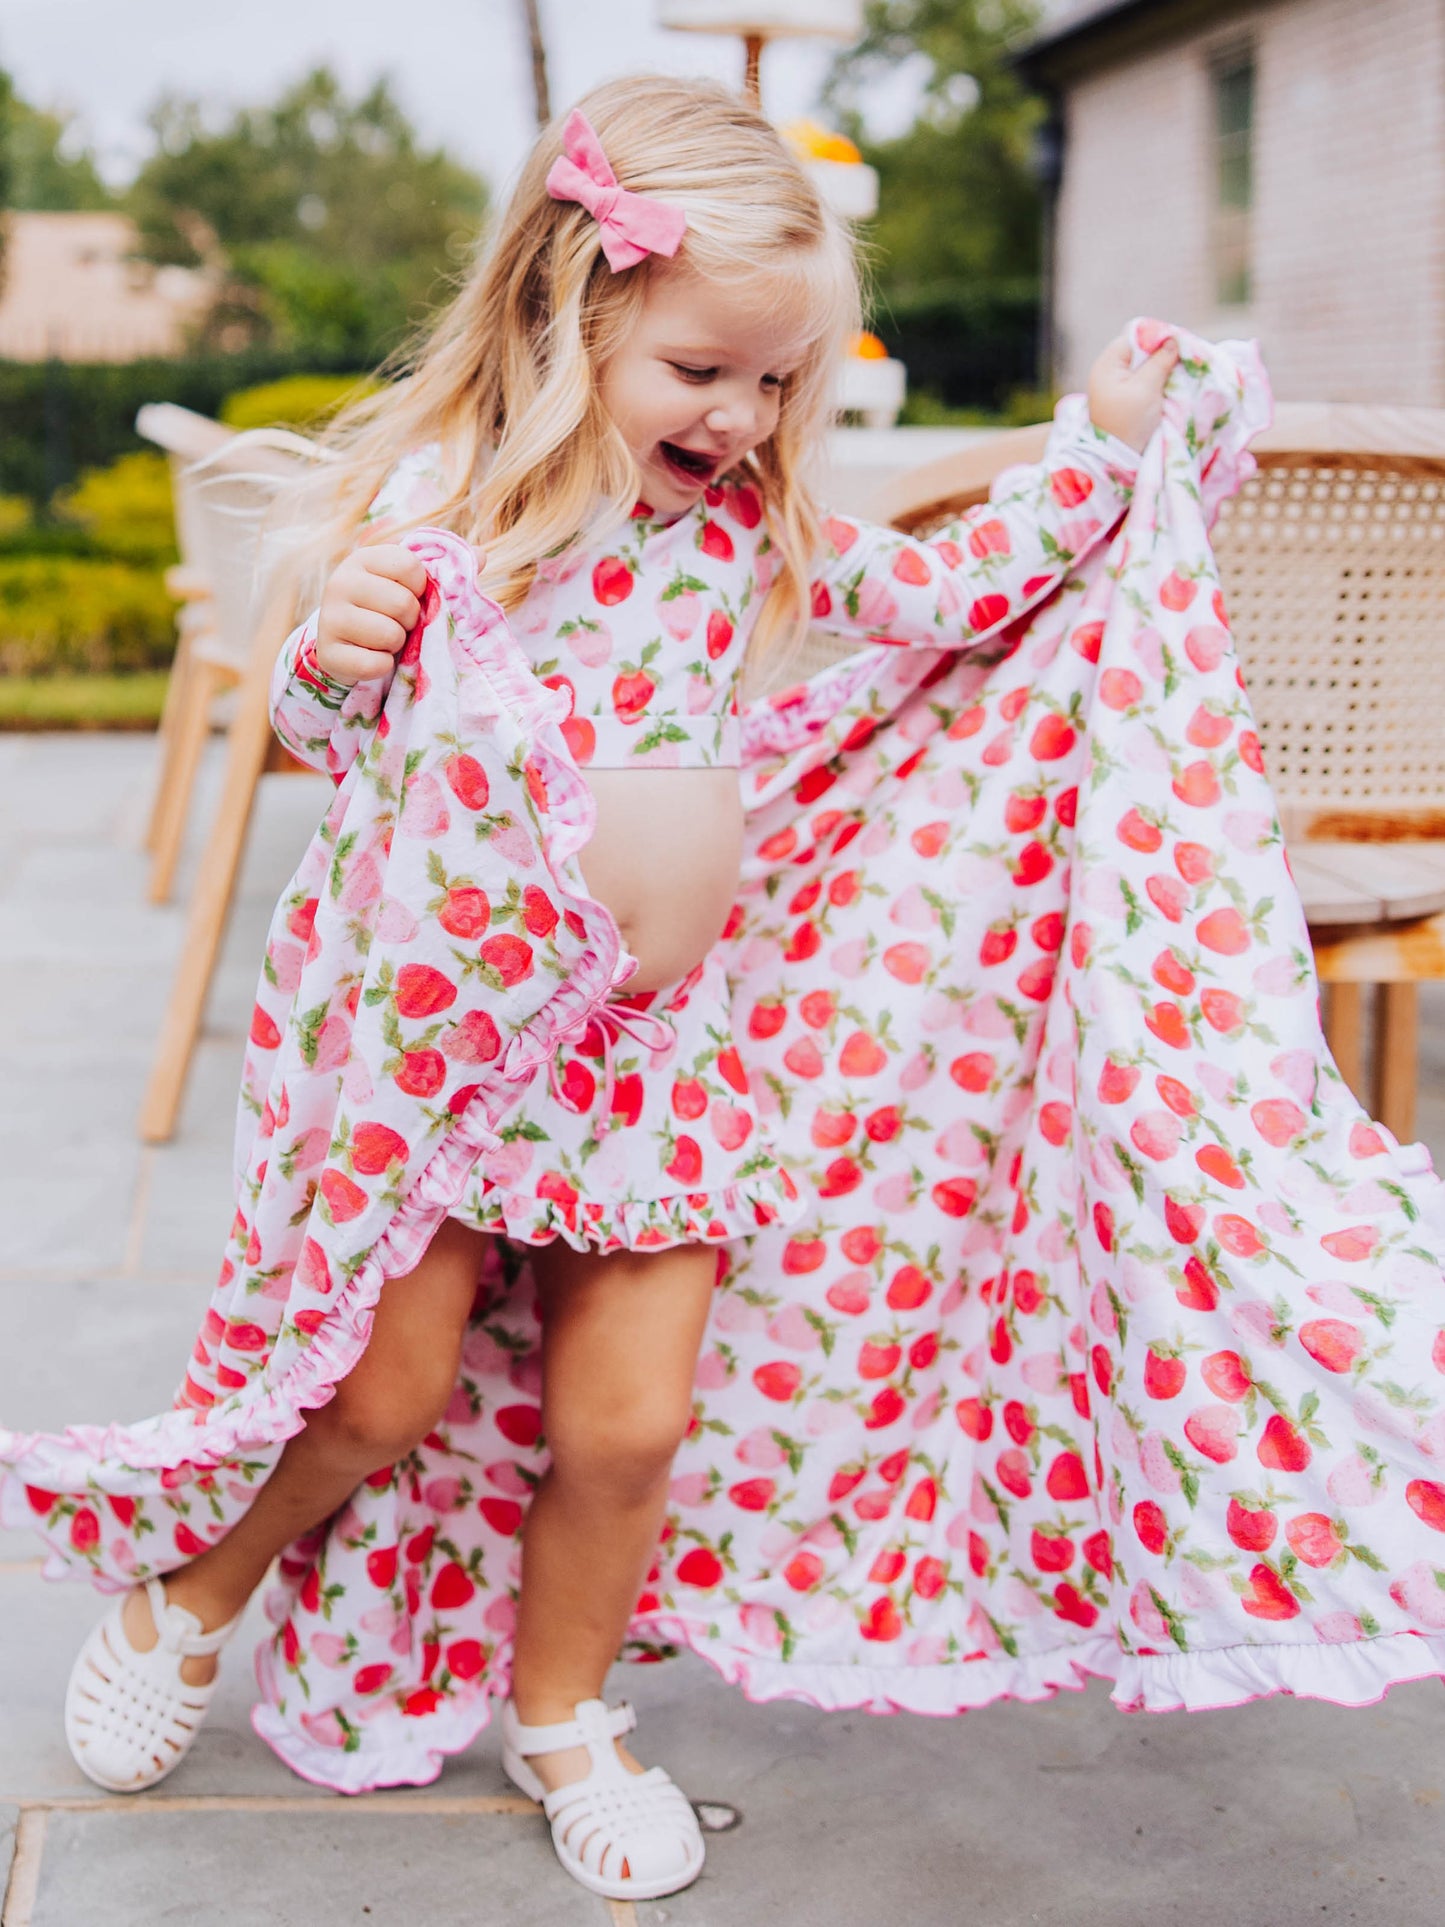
0,212 -> 214,362
1018,0 -> 1445,402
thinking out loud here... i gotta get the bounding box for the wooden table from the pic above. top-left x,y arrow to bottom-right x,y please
1295,841 -> 1445,1139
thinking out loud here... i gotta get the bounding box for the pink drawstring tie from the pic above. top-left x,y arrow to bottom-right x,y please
549,1002 -> 676,1126
544,109 -> 687,273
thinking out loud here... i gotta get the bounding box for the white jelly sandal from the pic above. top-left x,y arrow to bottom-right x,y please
64,1575 -> 243,1792
501,1697 -> 706,1901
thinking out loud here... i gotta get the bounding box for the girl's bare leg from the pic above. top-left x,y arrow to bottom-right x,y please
119,1217 -> 488,1686
511,1238 -> 716,1790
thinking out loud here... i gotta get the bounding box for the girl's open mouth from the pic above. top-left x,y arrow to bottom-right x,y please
659,442 -> 719,486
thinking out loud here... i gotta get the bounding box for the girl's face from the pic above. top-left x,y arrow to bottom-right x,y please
600,264 -> 810,515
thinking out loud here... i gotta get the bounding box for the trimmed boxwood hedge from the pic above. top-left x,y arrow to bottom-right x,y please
0,556 -> 176,675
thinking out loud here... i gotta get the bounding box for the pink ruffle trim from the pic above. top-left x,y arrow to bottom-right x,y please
0,532 -> 632,1573
450,1164 -> 806,1254
244,1606 -> 1445,1795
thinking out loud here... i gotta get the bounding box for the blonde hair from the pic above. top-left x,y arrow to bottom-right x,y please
276,74 -> 861,660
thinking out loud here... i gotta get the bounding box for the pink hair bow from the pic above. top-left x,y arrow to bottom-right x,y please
545,109 -> 687,272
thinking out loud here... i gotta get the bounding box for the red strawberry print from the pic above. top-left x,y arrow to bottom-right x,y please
444,753 -> 490,811
366,1546 -> 399,1590
592,556 -> 633,604
394,1049 -> 446,1098
1133,1501 -> 1169,1555
860,1598 -> 903,1642
1258,1416 -> 1312,1472
478,935 -> 534,986
1013,841 -> 1054,886
350,1124 -> 409,1177
1144,1348 -> 1186,1399
438,886 -> 490,939
1048,468 -> 1094,507
1240,1564 -> 1300,1621
700,520 -> 735,563
1407,1481 -> 1445,1532
1029,714 -> 1076,762
394,964 -> 457,1020
968,593 -> 1011,631
611,665 -> 655,722
667,1136 -> 704,1184
753,1361 -> 802,1402
677,1548 -> 724,1588
706,610 -> 734,659
1227,1496 -> 1276,1551
1298,1319 -> 1363,1374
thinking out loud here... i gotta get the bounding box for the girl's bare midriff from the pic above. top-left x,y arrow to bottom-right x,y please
574,767 -> 745,992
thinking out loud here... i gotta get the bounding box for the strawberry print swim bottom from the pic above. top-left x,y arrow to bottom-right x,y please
443,948 -> 801,1250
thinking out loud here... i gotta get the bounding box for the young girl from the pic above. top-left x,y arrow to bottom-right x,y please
34,75 -> 1170,1900
16,63 -> 1445,1914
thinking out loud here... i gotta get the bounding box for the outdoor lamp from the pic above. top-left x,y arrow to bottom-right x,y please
656,0 -> 865,103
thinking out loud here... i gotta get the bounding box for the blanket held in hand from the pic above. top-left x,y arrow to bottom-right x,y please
8,327 -> 1445,1795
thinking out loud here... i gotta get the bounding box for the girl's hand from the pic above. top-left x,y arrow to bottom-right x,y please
315,544 -> 430,685
1087,332 -> 1180,453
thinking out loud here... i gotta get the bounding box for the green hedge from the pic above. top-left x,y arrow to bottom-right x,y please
221,372 -> 376,431
0,556 -> 176,675
0,672 -> 169,730
0,350 -> 361,508
874,287 -> 1042,416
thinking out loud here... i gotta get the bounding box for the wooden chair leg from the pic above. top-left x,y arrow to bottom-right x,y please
138,649 -> 276,1144
1373,981 -> 1418,1143
147,612 -> 211,855
1323,982 -> 1366,1103
147,649 -> 227,905
144,619 -> 197,855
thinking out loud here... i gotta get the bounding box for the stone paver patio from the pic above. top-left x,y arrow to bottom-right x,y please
3,732 -> 1445,1926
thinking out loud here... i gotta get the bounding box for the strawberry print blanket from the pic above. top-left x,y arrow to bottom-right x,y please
8,325 -> 1445,1795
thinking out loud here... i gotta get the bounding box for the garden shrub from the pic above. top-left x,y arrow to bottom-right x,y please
0,556 -> 176,675
221,372 -> 377,432
54,452 -> 178,566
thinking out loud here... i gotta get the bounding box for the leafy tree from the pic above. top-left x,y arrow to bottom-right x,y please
5,90 -> 111,210
0,72 -> 11,291
826,0 -> 1046,408
127,67 -> 488,363
828,0 -> 1044,305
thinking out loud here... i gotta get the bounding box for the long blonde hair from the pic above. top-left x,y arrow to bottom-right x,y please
277,75 -> 861,658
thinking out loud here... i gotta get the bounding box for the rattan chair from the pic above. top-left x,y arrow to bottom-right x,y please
851,403 -> 1445,1139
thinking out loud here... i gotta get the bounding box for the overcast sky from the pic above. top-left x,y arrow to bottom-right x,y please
0,0 -> 916,195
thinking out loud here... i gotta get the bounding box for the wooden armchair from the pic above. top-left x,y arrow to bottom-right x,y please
848,403 -> 1445,1140
136,407 -> 323,1141
138,404 -> 321,903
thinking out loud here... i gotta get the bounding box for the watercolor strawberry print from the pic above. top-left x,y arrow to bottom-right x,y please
9,326 -> 1445,1797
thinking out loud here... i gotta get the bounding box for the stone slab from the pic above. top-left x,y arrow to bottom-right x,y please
0,1274 -> 214,1560
622,1656 -> 1445,1927
0,1563 -> 517,1805
0,1274 -> 212,1429
28,1807 -> 604,1927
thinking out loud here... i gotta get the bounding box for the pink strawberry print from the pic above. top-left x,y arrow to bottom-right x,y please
23,349 -> 1445,1789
